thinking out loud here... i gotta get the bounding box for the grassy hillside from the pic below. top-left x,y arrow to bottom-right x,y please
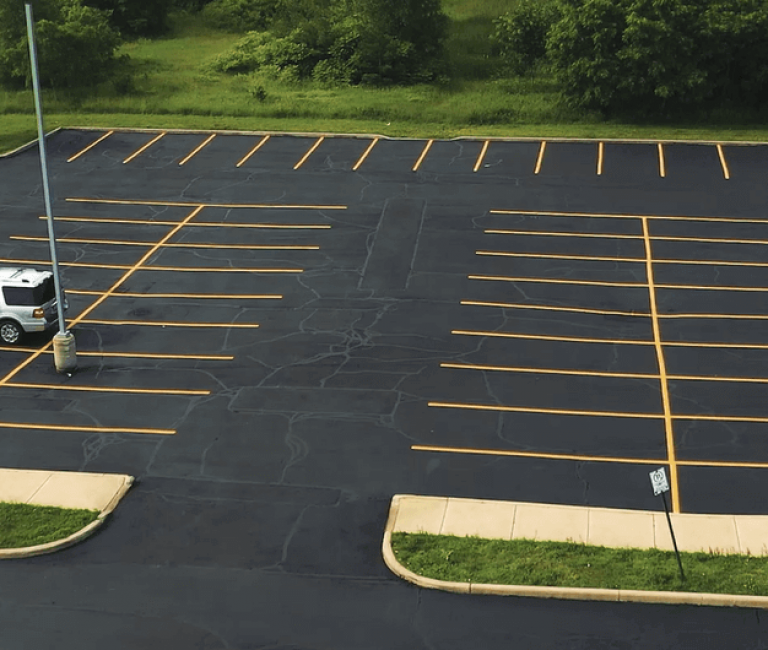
2,3 -> 767,153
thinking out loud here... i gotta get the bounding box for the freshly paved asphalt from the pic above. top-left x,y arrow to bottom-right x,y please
1,129 -> 768,648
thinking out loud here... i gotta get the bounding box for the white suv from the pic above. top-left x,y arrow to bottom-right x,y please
0,267 -> 68,344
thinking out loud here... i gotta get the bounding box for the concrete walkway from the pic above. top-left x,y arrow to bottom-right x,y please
382,495 -> 768,608
0,468 -> 133,559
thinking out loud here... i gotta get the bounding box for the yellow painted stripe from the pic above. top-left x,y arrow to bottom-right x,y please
477,250 -> 644,264
468,274 -> 646,288
489,209 -> 768,225
642,217 -> 679,512
68,290 -> 281,300
66,197 -> 347,210
123,133 -> 165,164
668,341 -> 768,350
451,329 -> 655,346
293,136 -> 325,170
441,362 -> 656,380
412,445 -> 666,466
0,346 -> 234,360
0,421 -> 174,435
717,144 -> 730,180
484,229 -> 642,240
0,258 -> 303,273
412,140 -> 434,172
67,131 -> 114,163
461,300 -> 649,318
656,258 -> 768,269
659,313 -> 768,320
675,414 -> 768,423
429,401 -> 663,419
352,138 -> 379,171
670,374 -> 768,384
597,141 -> 604,175
11,235 -> 319,250
45,216 -> 331,229
236,135 -> 270,167
657,143 -> 666,177
413,445 -> 768,470
178,134 -> 216,166
473,140 -> 490,172
534,141 -> 546,174
79,319 -> 259,328
6,382 -> 209,395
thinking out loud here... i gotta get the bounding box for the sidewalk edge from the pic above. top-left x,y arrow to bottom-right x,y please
382,495 -> 768,608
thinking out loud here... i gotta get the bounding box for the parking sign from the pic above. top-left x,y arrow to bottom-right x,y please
649,467 -> 670,496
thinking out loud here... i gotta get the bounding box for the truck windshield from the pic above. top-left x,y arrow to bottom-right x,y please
2,276 -> 55,306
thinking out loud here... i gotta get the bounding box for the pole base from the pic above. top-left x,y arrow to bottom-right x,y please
53,331 -> 77,373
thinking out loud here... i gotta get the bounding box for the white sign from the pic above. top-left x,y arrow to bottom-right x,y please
649,467 -> 670,496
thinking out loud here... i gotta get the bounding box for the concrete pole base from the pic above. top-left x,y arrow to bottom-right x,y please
52,331 -> 77,373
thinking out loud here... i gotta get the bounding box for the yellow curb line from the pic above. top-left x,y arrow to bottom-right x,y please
381,495 -> 768,608
0,475 -> 134,559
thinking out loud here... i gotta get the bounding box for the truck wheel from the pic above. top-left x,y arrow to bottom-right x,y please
0,320 -> 23,345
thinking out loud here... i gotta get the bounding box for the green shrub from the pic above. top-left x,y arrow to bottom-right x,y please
493,0 -> 561,76
81,0 -> 173,37
201,0 -> 281,32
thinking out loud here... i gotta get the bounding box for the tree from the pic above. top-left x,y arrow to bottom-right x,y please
81,0 -> 173,37
493,0 -> 560,76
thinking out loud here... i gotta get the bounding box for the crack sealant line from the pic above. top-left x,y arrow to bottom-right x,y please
642,216 -> 680,513
0,205 -> 205,388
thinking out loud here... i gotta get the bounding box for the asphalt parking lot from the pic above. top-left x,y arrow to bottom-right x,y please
2,128 -> 768,648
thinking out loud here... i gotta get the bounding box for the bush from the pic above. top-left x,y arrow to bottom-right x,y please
546,0 -> 768,117
493,0 -> 561,76
0,0 -> 122,89
81,0 -> 173,37
202,0 -> 281,32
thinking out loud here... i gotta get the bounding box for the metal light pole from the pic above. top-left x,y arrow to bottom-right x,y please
25,3 -> 76,373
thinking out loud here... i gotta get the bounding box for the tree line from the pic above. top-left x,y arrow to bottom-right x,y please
1,0 -> 767,117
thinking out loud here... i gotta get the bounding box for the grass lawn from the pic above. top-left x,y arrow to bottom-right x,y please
0,502 -> 99,549
2,6 -> 768,155
391,532 -> 768,596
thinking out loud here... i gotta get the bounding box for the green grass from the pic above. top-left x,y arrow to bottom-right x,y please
392,532 -> 768,596
2,7 -> 768,156
0,502 -> 99,549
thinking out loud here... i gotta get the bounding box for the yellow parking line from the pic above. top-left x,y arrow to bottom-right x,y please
123,133 -> 165,164
294,136 -> 325,170
451,329 -> 655,346
669,374 -> 768,384
45,216 -> 331,229
412,445 -> 768,470
477,250 -> 644,264
68,290 -> 282,299
468,275 -> 646,288
178,134 -> 216,166
657,143 -> 666,177
668,341 -> 768,350
352,138 -> 379,171
656,258 -> 768,269
473,141 -> 490,172
489,209 -> 768,225
67,130 -> 114,163
534,141 -> 546,174
642,216 -> 678,512
79,319 -> 260,328
676,414 -> 768,423
13,235 -> 318,250
0,346 -> 234,360
441,362 -> 656,380
236,135 -> 270,167
659,313 -> 768,320
0,258 -> 303,272
0,421 -> 174,435
412,445 -> 666,466
461,300 -> 649,318
659,283 -> 768,292
717,144 -> 730,179
412,140 -> 434,171
66,197 -> 347,210
429,401 -> 663,419
597,141 -> 604,175
484,229 -> 642,240
6,382 -> 209,395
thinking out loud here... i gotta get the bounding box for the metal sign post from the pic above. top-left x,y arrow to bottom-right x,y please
25,3 -> 77,373
650,467 -> 685,583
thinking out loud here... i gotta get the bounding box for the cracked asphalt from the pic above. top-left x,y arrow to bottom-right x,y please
1,129 -> 768,648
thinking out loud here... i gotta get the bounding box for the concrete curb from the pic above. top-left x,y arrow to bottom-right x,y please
0,475 -> 134,559
382,495 -> 768,608
0,127 -> 62,159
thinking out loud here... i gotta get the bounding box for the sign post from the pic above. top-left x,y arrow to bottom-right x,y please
650,467 -> 685,583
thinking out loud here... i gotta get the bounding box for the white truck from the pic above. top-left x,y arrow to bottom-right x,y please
0,267 -> 68,344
